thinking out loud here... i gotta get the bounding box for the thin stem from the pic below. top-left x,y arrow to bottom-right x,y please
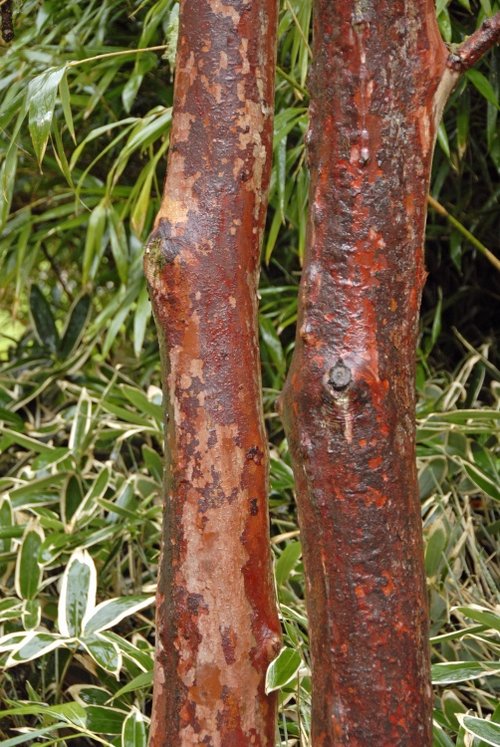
427,194 -> 500,273
40,244 -> 74,301
447,12 -> 500,72
67,45 -> 167,68
276,66 -> 308,98
284,0 -> 312,58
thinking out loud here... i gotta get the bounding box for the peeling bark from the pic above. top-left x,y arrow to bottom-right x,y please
279,3 -> 499,745
144,1 -> 280,744
280,4 -> 499,744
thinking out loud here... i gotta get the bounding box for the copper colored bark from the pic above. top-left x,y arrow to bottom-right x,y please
144,1 -> 280,744
448,13 -> 500,72
281,4 -> 499,744
280,2 -> 455,745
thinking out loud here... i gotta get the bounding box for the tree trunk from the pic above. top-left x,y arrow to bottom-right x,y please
280,3 -> 499,745
144,1 -> 280,744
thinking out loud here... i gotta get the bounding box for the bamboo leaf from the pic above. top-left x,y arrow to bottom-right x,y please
69,467 -> 110,529
22,599 -> 41,630
0,723 -> 69,746
58,549 -> 97,637
15,523 -> 44,601
121,384 -> 162,422
433,722 -> 456,747
59,294 -> 91,358
69,684 -> 112,706
133,284 -> 151,357
5,632 -> 68,667
108,208 -> 129,284
81,635 -> 122,678
441,690 -> 466,730
455,605 -> 500,632
0,496 -> 13,560
62,474 -> 84,526
29,284 -> 59,352
265,647 -> 302,693
82,202 -> 108,285
275,541 -> 302,586
28,66 -> 66,165
438,10 -> 452,41
431,661 -> 500,685
437,122 -> 451,159
83,596 -> 154,636
108,671 -> 152,702
466,69 -> 500,110
69,388 -> 93,454
457,715 -> 500,746
59,69 -> 76,142
122,53 -> 157,113
425,521 -> 447,578
460,459 -> 500,501
121,707 -> 147,747
84,704 -> 128,734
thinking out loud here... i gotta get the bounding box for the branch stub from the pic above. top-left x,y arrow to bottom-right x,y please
328,360 -> 352,391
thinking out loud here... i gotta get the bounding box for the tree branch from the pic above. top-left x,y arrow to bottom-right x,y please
448,12 -> 500,73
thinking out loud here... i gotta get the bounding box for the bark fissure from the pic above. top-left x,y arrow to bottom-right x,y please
145,1 -> 280,744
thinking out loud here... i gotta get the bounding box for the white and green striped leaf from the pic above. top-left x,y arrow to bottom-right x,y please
83,595 -> 153,636
22,598 -> 41,630
265,647 -> 302,693
432,660 -> 500,685
15,523 -> 44,601
457,715 -> 500,746
81,634 -> 122,678
121,707 -> 147,747
58,548 -> 96,637
5,632 -> 68,667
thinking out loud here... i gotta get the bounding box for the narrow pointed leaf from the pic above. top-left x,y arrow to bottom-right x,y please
431,661 -> 500,685
28,66 -> 66,165
5,632 -> 68,667
15,523 -> 44,600
458,715 -> 500,747
58,549 -> 96,637
81,635 -> 122,677
83,595 -> 154,636
59,294 -> 91,358
121,707 -> 147,747
265,647 -> 301,693
29,284 -> 59,352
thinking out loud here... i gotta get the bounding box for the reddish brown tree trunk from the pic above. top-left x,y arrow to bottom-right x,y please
280,4 -> 499,745
144,1 -> 280,744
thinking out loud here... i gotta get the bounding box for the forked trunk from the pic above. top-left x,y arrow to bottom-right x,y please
144,1 -> 280,744
280,3 -> 498,745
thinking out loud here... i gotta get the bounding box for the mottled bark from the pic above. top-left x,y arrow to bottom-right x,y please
280,3 -> 498,746
144,1 -> 280,745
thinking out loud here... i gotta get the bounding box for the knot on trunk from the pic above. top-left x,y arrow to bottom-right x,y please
327,360 -> 352,392
144,221 -> 180,290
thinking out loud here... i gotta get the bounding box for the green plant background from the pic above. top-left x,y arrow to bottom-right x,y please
0,0 -> 499,745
